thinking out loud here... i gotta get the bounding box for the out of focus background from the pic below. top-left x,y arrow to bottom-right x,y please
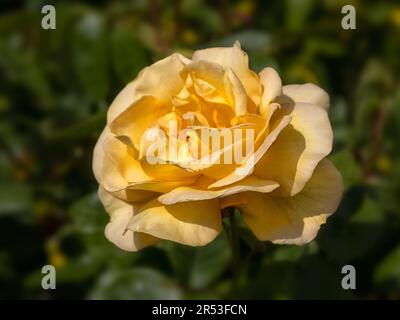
1,0 -> 400,299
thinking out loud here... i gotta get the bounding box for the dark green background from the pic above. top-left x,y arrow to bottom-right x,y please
1,0 -> 399,299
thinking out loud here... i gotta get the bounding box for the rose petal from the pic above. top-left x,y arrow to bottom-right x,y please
208,115 -> 292,188
99,135 -> 154,192
110,96 -> 170,151
158,176 -> 279,205
192,41 -> 261,107
107,53 -> 190,123
255,103 -> 332,196
241,159 -> 343,245
277,83 -> 330,111
128,199 -> 222,246
181,60 -> 248,116
99,187 -> 159,252
259,67 -> 282,117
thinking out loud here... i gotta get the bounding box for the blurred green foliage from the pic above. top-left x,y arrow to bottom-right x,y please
1,0 -> 400,299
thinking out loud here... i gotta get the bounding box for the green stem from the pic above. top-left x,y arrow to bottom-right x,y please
222,207 -> 242,293
230,211 -> 240,272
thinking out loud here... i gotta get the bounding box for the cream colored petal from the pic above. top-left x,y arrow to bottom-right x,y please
96,133 -> 198,201
255,103 -> 332,196
98,187 -> 159,252
125,177 -> 198,193
192,42 -> 261,107
99,135 -> 154,192
241,159 -> 343,245
173,127 -> 247,173
98,185 -> 127,215
208,115 -> 292,189
220,193 -> 248,209
93,127 -> 162,202
110,96 -> 170,150
226,67 -> 248,116
111,189 -> 159,203
128,199 -> 222,246
93,129 -> 130,192
140,160 -> 197,181
277,84 -> 330,111
158,176 -> 279,205
111,178 -> 200,203
106,82 -> 136,127
259,67 -> 282,117
93,126 -> 111,186
107,53 -> 190,123
181,60 -> 248,115
95,128 -> 199,200
181,60 -> 228,104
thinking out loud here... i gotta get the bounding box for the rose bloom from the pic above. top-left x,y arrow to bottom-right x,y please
93,42 -> 343,251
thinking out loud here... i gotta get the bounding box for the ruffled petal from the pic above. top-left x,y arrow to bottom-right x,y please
99,187 -> 159,252
110,96 -> 170,150
277,83 -> 330,111
107,53 -> 190,123
128,199 -> 222,246
258,67 -> 282,117
158,176 -> 279,205
208,115 -> 292,188
192,42 -> 261,107
255,103 -> 332,196
181,60 -> 248,116
241,159 -> 343,245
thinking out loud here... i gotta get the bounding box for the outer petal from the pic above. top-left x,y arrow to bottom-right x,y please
93,127 -> 152,195
128,199 -> 222,246
192,42 -> 261,107
98,134 -> 154,192
124,178 -> 198,194
258,67 -> 282,117
94,129 -> 197,202
99,187 -> 159,252
110,96 -> 170,150
240,159 -> 343,245
254,103 -> 333,196
158,176 -> 279,205
94,125 -> 198,201
107,53 -> 190,123
277,84 -> 330,111
93,126 -> 111,186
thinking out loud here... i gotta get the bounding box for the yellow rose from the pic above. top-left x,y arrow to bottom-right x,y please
93,42 -> 343,251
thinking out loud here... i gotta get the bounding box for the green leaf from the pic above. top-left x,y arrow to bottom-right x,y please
289,255 -> 355,299
69,192 -> 108,235
72,12 -> 109,103
111,25 -> 150,83
374,246 -> 400,293
212,30 -> 270,51
0,182 -> 32,215
0,39 -> 54,109
241,260 -> 292,299
305,37 -> 344,57
89,268 -> 182,299
67,192 -> 140,269
166,233 -> 231,289
48,112 -> 106,142
319,194 -> 384,262
181,0 -> 222,33
271,246 -> 306,263
330,149 -> 362,189
285,0 -> 315,33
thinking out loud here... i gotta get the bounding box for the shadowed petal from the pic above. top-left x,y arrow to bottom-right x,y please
128,199 -> 222,246
241,159 -> 343,245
